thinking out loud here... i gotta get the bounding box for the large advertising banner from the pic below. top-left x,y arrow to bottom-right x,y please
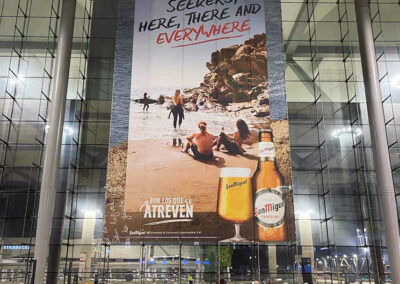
104,0 -> 295,243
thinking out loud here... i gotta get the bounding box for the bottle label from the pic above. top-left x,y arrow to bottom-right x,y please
258,142 -> 275,159
254,188 -> 285,227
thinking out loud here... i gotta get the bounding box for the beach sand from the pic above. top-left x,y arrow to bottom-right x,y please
124,138 -> 259,213
104,120 -> 296,242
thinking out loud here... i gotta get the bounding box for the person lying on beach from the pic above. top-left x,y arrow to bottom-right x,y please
214,119 -> 251,155
181,121 -> 214,160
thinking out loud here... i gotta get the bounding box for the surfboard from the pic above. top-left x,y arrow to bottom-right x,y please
133,98 -> 158,104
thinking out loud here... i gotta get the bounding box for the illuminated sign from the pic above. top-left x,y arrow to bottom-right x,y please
3,245 -> 30,250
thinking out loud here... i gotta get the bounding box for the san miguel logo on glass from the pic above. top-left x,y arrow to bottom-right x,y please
253,130 -> 287,242
225,179 -> 248,190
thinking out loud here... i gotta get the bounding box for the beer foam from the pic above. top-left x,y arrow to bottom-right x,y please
219,167 -> 252,177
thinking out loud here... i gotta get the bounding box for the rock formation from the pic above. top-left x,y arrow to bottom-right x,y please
180,33 -> 269,118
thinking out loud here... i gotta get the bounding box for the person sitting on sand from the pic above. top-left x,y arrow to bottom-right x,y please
182,121 -> 214,160
214,119 -> 251,154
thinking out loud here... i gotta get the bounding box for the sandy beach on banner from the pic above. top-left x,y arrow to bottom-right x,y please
124,138 -> 259,213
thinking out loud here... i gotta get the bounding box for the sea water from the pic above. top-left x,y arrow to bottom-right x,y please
129,88 -> 268,140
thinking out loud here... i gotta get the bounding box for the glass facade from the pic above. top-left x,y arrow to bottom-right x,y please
0,0 -> 399,283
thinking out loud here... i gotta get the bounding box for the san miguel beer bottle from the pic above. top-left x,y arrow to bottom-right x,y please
253,130 -> 286,242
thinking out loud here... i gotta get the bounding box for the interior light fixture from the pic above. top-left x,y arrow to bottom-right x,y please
332,126 -> 362,138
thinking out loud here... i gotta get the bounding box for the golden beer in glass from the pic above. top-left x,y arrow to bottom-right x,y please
217,167 -> 253,242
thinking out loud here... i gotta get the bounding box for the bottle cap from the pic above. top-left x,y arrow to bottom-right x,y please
259,129 -> 273,140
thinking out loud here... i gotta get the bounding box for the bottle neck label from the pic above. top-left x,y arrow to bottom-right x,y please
254,188 -> 285,228
258,142 -> 275,159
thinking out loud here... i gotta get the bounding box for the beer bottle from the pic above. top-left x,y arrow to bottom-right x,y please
253,130 -> 286,242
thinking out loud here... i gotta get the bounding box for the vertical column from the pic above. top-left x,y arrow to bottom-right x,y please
179,243 -> 182,284
140,244 -> 144,284
34,1 -> 76,283
298,216 -> 314,268
267,245 -> 277,281
354,0 -> 400,283
78,211 -> 97,280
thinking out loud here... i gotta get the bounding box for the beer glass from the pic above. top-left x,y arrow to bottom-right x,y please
217,167 -> 253,242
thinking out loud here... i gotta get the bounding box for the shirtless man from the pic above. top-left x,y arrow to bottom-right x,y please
182,121 -> 214,160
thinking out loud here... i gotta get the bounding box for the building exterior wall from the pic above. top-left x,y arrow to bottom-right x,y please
0,0 -> 400,283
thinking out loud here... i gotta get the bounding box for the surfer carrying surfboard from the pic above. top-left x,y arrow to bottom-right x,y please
143,92 -> 149,111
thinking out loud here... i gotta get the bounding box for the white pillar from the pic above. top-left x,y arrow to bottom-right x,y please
355,0 -> 400,282
299,216 -> 314,268
79,211 -> 97,281
33,1 -> 76,283
268,245 -> 277,280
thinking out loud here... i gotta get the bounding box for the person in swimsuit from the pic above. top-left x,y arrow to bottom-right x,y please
182,121 -> 214,160
171,89 -> 185,130
214,119 -> 250,154
143,92 -> 149,111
